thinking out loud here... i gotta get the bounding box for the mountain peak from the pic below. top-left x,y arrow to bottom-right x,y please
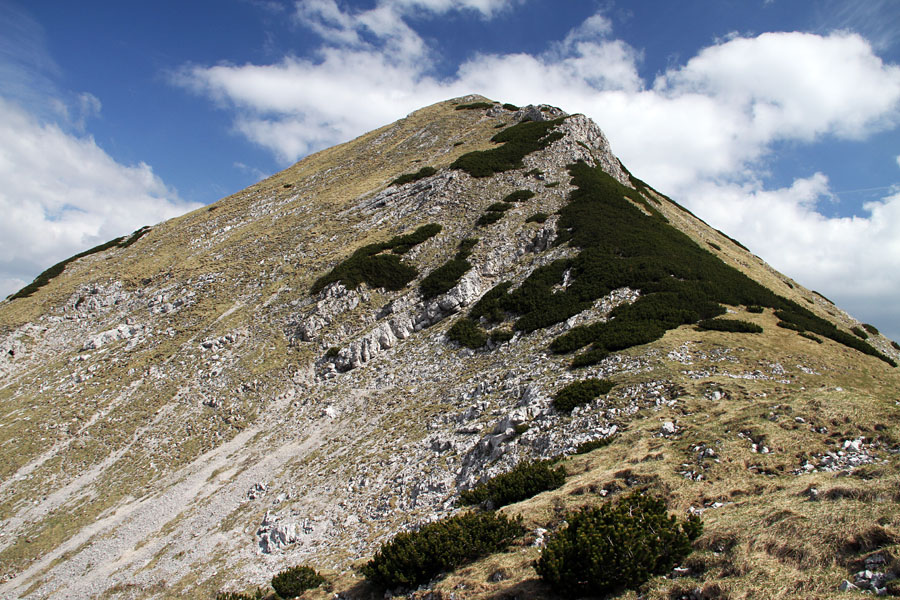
1,98 -> 898,600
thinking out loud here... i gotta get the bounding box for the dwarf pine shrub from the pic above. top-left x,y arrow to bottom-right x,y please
526,212 -> 549,223
447,317 -> 487,349
574,436 -> 615,455
503,189 -> 535,203
502,103 -> 519,111
851,326 -> 868,339
696,319 -> 763,333
311,224 -> 441,293
746,305 -> 764,313
450,117 -> 565,178
455,101 -> 494,110
476,211 -> 504,227
420,258 -> 471,299
271,565 -> 325,598
862,323 -> 879,335
553,379 -> 614,412
535,493 -> 701,598
458,459 -> 566,508
391,166 -> 437,187
362,511 -> 522,590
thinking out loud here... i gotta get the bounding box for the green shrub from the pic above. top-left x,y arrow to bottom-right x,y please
486,202 -> 514,212
799,332 -> 823,343
553,379 -> 614,412
862,323 -> 879,335
457,238 -> 478,259
489,328 -> 513,343
503,189 -> 535,203
851,326 -> 868,339
8,226 -> 151,301
526,212 -> 549,223
502,103 -> 519,111
362,511 -> 523,590
325,347 -> 340,358
696,319 -> 763,333
545,181 -> 560,188
450,118 -> 566,178
476,211 -> 504,227
458,459 -> 566,507
574,436 -> 615,454
892,341 -> 900,351
455,102 -> 494,110
311,224 -> 441,293
447,318 -> 487,349
390,166 -> 437,187
535,493 -> 700,597
215,590 -> 264,600
420,258 -> 471,299
746,305 -> 764,313
271,565 -> 326,598
708,241 -> 721,251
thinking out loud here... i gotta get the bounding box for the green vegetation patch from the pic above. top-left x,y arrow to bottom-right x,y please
311,224 -> 441,294
502,103 -> 519,111
851,326 -> 869,339
800,332 -> 823,344
391,166 -> 437,187
362,511 -> 523,590
447,317 -> 488,349
489,328 -> 513,343
458,459 -> 566,508
503,189 -> 536,203
862,323 -> 879,335
696,318 -> 763,333
421,238 -> 479,299
271,565 -> 326,598
574,436 -> 616,454
553,379 -> 614,412
455,102 -> 495,110
466,161 -> 896,368
535,493 -> 702,598
450,117 -> 566,178
9,226 -> 151,300
525,212 -> 549,224
476,211 -> 505,227
486,201 -> 514,212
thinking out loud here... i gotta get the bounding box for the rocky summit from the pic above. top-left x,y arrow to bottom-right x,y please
1,96 -> 899,600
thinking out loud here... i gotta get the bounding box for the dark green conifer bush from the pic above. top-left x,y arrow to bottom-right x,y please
476,211 -> 504,227
746,305 -> 764,313
486,202 -> 514,212
574,436 -> 615,454
311,224 -> 441,293
455,102 -> 494,110
215,591 -> 264,600
420,258 -> 471,299
390,166 -> 437,187
553,379 -> 614,412
450,118 -> 566,178
325,347 -> 340,358
502,103 -> 519,111
458,160 -> 896,368
862,323 -> 879,335
271,565 -> 326,598
696,319 -> 763,333
447,317 -> 487,349
851,326 -> 868,339
503,189 -> 535,203
489,328 -> 513,343
526,212 -> 549,223
361,511 -> 523,590
458,459 -> 566,507
892,341 -> 900,351
535,493 -> 700,598
800,332 -> 823,343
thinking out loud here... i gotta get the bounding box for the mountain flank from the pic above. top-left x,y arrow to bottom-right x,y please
1,95 -> 899,599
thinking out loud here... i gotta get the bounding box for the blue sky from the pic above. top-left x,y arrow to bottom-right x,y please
1,0 -> 899,341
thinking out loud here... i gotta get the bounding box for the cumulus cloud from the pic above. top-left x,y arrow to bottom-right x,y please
176,7 -> 900,337
0,98 -> 201,299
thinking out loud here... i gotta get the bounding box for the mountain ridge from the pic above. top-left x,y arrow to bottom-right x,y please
1,95 -> 898,599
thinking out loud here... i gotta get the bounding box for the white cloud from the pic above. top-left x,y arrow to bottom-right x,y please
896,155 -> 900,169
0,98 -> 201,299
177,9 -> 900,338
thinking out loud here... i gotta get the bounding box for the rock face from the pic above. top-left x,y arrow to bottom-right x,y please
0,95 -> 898,600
